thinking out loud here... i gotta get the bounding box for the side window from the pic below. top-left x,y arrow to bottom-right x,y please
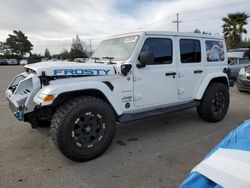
239,58 -> 249,64
180,39 -> 201,63
140,38 -> 172,64
205,40 -> 225,62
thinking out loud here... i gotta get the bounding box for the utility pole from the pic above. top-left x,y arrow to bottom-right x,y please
172,13 -> 181,32
89,39 -> 92,56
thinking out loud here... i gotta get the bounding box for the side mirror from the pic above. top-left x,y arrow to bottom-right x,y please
121,64 -> 132,76
137,51 -> 154,68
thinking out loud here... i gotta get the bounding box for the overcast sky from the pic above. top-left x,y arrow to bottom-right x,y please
0,0 -> 249,54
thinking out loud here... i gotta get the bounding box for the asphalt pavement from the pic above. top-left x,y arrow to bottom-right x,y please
0,65 -> 249,188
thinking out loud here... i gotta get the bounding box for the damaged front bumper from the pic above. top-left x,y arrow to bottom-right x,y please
5,72 -> 41,121
7,98 -> 24,121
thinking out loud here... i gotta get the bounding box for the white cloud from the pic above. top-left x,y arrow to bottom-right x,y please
0,0 -> 249,54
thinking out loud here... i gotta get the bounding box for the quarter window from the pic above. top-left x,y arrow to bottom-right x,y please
205,40 -> 225,62
180,39 -> 201,63
140,38 -> 172,64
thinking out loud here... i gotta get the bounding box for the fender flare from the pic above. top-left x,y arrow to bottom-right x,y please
194,73 -> 229,100
33,81 -> 123,115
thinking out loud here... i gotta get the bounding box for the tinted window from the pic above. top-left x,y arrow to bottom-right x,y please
180,39 -> 201,63
239,58 -> 249,64
140,38 -> 172,64
205,40 -> 225,62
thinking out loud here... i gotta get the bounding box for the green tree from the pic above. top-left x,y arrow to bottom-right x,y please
194,28 -> 201,33
0,41 -> 4,55
28,53 -> 42,64
194,28 -> 211,35
69,35 -> 88,60
44,48 -> 51,59
59,49 -> 69,60
222,12 -> 249,49
5,30 -> 33,57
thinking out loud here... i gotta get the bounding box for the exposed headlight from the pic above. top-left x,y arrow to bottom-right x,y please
239,68 -> 246,76
38,93 -> 54,101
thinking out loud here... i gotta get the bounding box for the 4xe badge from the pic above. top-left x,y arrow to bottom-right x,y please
53,69 -> 110,76
122,96 -> 132,102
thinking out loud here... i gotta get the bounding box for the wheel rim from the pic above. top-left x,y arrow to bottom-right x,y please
212,91 -> 226,115
71,112 -> 105,148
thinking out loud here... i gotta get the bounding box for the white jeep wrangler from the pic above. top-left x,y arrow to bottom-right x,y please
6,31 -> 232,161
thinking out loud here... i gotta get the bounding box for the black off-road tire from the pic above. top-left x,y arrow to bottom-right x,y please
197,83 -> 229,122
50,96 -> 116,162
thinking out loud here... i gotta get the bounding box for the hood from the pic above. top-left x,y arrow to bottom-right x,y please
25,61 -> 118,77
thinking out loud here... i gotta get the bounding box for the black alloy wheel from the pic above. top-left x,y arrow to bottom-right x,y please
211,91 -> 226,115
71,112 -> 106,149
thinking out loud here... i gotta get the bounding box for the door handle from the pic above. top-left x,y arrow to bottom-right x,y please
194,70 -> 203,74
165,72 -> 177,76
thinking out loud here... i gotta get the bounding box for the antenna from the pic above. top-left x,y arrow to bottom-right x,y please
172,13 -> 181,32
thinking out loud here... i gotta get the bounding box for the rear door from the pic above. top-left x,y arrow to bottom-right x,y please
177,38 -> 204,99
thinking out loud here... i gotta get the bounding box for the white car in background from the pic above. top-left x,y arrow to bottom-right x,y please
20,59 -> 28,65
8,59 -> 18,65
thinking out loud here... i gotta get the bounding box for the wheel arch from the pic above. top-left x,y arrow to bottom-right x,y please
33,81 -> 124,118
195,74 -> 229,100
51,89 -> 121,118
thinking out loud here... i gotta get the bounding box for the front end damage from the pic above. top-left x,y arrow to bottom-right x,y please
5,61 -> 120,127
6,72 -> 41,121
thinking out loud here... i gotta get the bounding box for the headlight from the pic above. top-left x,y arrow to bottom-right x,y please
38,93 -> 54,101
239,68 -> 246,76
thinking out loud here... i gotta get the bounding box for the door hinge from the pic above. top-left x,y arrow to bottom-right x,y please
133,75 -> 141,81
178,71 -> 184,77
178,88 -> 185,94
134,94 -> 142,101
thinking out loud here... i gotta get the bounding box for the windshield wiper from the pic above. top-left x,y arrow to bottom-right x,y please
102,57 -> 116,64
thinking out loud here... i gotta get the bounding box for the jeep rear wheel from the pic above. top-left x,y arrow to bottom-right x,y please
50,96 -> 116,162
197,83 -> 229,122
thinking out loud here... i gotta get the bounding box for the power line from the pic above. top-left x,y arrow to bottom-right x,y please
135,0 -> 249,31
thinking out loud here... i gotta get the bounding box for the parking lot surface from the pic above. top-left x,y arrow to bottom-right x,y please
0,65 -> 249,188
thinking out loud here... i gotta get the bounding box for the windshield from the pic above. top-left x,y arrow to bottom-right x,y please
92,35 -> 139,61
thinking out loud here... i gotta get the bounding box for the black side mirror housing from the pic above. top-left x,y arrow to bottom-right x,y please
121,64 -> 132,76
137,51 -> 154,68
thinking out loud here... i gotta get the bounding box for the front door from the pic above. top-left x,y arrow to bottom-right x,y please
133,37 -> 178,107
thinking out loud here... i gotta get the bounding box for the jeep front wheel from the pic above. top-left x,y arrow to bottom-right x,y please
50,96 -> 116,162
197,83 -> 229,122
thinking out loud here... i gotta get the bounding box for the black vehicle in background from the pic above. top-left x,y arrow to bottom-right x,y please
236,65 -> 250,92
0,59 -> 8,65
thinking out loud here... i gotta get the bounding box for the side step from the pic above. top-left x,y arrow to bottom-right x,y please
118,101 -> 200,123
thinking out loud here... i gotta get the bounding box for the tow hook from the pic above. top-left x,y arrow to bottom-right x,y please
13,106 -> 24,121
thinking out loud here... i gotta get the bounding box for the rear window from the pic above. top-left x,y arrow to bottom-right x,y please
239,58 -> 249,64
205,40 -> 225,62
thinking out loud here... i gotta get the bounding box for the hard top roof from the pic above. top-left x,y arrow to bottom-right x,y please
110,31 -> 224,40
